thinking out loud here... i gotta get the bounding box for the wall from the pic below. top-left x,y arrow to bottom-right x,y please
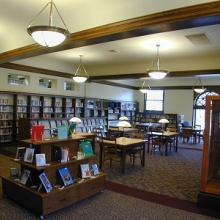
164,90 -> 194,122
0,68 -> 136,102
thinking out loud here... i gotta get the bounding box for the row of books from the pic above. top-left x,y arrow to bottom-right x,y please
14,140 -> 94,165
11,164 -> 100,193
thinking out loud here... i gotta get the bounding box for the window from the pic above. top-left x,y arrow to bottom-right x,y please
64,82 -> 75,91
8,74 -> 29,86
193,90 -> 219,130
39,78 -> 56,88
145,90 -> 164,112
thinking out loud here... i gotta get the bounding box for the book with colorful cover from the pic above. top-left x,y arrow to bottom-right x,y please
35,154 -> 46,167
81,140 -> 94,157
58,167 -> 74,186
80,164 -> 92,179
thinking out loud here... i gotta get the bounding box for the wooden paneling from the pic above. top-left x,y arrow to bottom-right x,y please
0,2 -> 220,64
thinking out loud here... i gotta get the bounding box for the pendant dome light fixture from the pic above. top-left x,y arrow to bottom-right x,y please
148,44 -> 168,80
72,55 -> 89,83
27,0 -> 69,47
139,80 -> 151,93
193,77 -> 206,93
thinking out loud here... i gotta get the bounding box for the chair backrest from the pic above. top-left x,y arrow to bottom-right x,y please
166,127 -> 177,132
182,128 -> 193,137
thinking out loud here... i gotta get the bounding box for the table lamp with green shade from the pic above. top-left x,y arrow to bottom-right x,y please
69,117 -> 82,136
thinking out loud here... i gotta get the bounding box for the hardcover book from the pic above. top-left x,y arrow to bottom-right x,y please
35,154 -> 46,167
24,148 -> 35,163
20,169 -> 31,185
81,140 -> 94,157
58,167 -> 74,186
80,164 -> 91,179
39,172 -> 53,193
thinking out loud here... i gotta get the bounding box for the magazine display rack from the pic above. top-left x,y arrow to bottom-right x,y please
1,136 -> 105,218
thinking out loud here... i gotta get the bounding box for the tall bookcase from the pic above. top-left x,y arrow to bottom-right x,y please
0,91 -> 139,145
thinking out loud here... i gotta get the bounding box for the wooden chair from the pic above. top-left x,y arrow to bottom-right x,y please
151,135 -> 165,155
181,128 -> 194,143
101,137 -> 122,168
166,127 -> 177,151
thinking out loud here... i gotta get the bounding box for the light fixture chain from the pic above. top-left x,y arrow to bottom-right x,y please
49,0 -> 53,26
52,1 -> 69,31
156,44 -> 160,71
28,2 -> 51,27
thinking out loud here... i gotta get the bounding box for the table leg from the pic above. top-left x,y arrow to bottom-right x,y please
142,143 -> 145,166
165,138 -> 168,156
99,143 -> 103,169
147,134 -> 150,154
175,135 -> 178,152
120,149 -> 126,174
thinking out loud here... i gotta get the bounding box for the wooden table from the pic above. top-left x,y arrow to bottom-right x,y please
109,127 -> 139,137
147,131 -> 179,156
99,137 -> 146,173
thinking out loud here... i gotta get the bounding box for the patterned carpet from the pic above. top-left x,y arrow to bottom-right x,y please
0,190 -> 218,220
103,147 -> 202,202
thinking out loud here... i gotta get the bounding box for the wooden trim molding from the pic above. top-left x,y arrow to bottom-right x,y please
0,1 -> 220,64
0,63 -> 73,79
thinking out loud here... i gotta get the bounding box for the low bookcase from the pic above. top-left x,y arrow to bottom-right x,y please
1,136 -> 105,218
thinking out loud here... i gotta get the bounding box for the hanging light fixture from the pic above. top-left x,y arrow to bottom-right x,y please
27,0 -> 69,47
148,44 -> 168,80
72,55 -> 89,83
193,77 -> 206,93
139,80 -> 151,93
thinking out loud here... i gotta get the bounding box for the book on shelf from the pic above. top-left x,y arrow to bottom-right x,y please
91,164 -> 100,176
80,164 -> 92,179
20,169 -> 31,185
58,167 -> 74,186
57,125 -> 68,139
10,167 -> 19,180
61,148 -> 69,163
35,154 -> 46,167
31,125 -> 44,141
15,147 -> 26,160
39,172 -> 53,193
24,148 -> 35,163
80,140 -> 94,157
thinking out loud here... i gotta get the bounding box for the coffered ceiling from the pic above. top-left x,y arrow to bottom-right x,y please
0,0 -> 220,87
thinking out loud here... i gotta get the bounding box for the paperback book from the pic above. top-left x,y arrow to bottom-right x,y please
91,164 -> 100,176
35,154 -> 46,167
80,164 -> 92,179
24,148 -> 35,163
81,140 -> 94,157
39,172 -> 53,193
58,167 -> 74,186
20,169 -> 31,185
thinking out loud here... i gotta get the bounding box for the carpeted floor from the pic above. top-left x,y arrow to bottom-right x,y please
0,189 -> 218,220
104,147 -> 202,202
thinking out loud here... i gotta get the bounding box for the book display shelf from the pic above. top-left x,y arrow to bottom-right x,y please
2,136 -> 105,218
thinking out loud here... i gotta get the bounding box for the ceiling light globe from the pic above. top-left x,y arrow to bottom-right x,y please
27,26 -> 68,47
148,71 -> 167,79
139,88 -> 149,93
194,88 -> 206,94
72,76 -> 88,83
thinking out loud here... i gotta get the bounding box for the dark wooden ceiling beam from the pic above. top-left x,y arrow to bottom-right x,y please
89,69 -> 220,80
0,63 -> 73,78
1,63 -> 220,80
0,1 -> 220,64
